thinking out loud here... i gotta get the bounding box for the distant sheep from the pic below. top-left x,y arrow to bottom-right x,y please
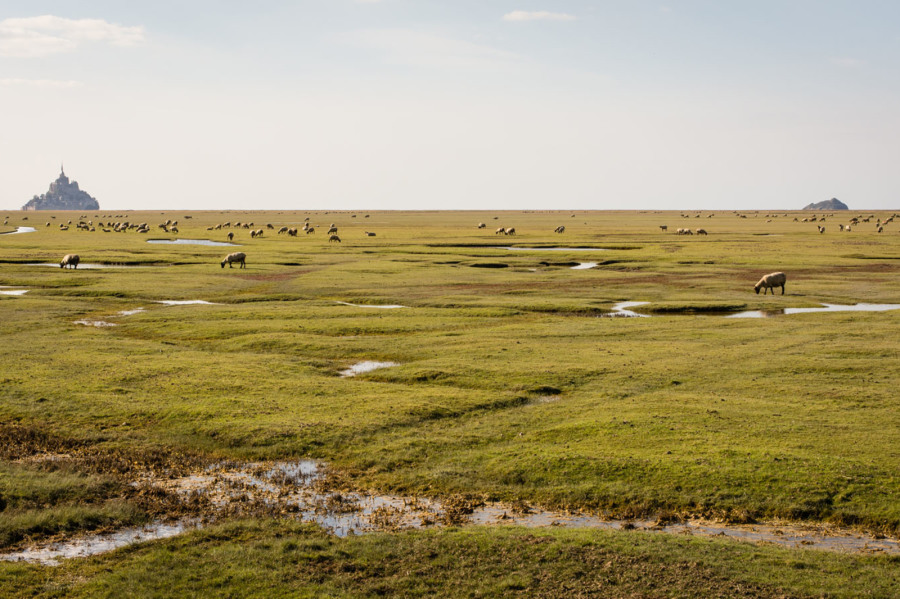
696,229 -> 708,235
506,227 -> 516,235
554,226 -> 565,234
365,231 -> 376,237
659,225 -> 667,232
227,232 -> 234,241
221,252 -> 246,269
327,226 -> 338,234
60,254 -> 80,269
754,272 -> 786,295
495,227 -> 506,235
477,222 -> 486,229
306,227 -> 315,234
277,226 -> 289,234
329,234 -> 341,243
287,228 -> 298,237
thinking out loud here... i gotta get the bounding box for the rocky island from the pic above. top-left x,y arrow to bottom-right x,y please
803,198 -> 848,211
22,166 -> 100,211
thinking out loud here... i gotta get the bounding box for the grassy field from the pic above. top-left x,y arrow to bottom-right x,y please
2,208 -> 899,596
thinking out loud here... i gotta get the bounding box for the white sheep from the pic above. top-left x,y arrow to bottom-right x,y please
60,254 -> 80,269
754,272 -> 786,295
221,252 -> 246,269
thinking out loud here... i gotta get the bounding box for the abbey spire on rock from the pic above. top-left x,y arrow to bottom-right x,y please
22,166 -> 100,211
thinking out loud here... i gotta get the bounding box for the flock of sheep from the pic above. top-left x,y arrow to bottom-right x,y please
24,210 -> 895,295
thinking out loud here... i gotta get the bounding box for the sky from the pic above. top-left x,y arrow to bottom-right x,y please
2,1 -> 899,211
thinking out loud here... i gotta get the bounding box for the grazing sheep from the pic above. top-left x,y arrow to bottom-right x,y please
696,229 -> 708,235
60,254 -> 80,269
495,227 -> 506,235
506,227 -> 516,235
250,230 -> 257,238
220,252 -> 246,268
266,223 -> 274,230
365,231 -> 376,237
306,227 -> 315,234
877,226 -> 884,233
817,225 -> 825,234
327,226 -> 338,234
659,225 -> 667,232
329,234 -> 341,243
554,226 -> 565,234
754,272 -> 786,295
287,228 -> 298,237
227,232 -> 234,241
256,229 -> 264,237
278,226 -> 289,234
477,222 -> 486,229
170,226 -> 178,233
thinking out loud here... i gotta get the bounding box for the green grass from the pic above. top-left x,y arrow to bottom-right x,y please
4,520 -> 900,598
2,208 -> 900,594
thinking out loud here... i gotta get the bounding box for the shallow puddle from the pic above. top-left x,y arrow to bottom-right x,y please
504,247 -> 610,252
157,300 -> 219,306
0,523 -> 189,566
606,301 -> 650,317
604,302 -> 900,319
73,320 -> 117,327
116,307 -> 146,316
147,239 -> 238,246
25,263 -> 149,269
0,289 -> 28,296
335,301 -> 406,309
339,361 -> 399,377
0,227 -> 37,235
571,262 -> 597,270
726,303 -> 900,318
3,458 -> 898,565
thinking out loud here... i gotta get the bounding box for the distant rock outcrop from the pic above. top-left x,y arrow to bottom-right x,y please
803,198 -> 848,211
22,166 -> 99,211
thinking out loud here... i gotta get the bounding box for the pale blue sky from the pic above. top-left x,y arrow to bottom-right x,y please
2,1 -> 899,210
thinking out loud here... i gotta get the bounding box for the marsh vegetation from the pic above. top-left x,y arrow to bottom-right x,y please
2,208 -> 900,596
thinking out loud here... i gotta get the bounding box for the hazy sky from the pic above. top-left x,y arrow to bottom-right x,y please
2,1 -> 899,211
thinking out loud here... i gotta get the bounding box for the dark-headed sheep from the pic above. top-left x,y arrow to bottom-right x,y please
221,252 -> 246,268
329,234 -> 341,243
60,254 -> 80,269
754,272 -> 786,295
